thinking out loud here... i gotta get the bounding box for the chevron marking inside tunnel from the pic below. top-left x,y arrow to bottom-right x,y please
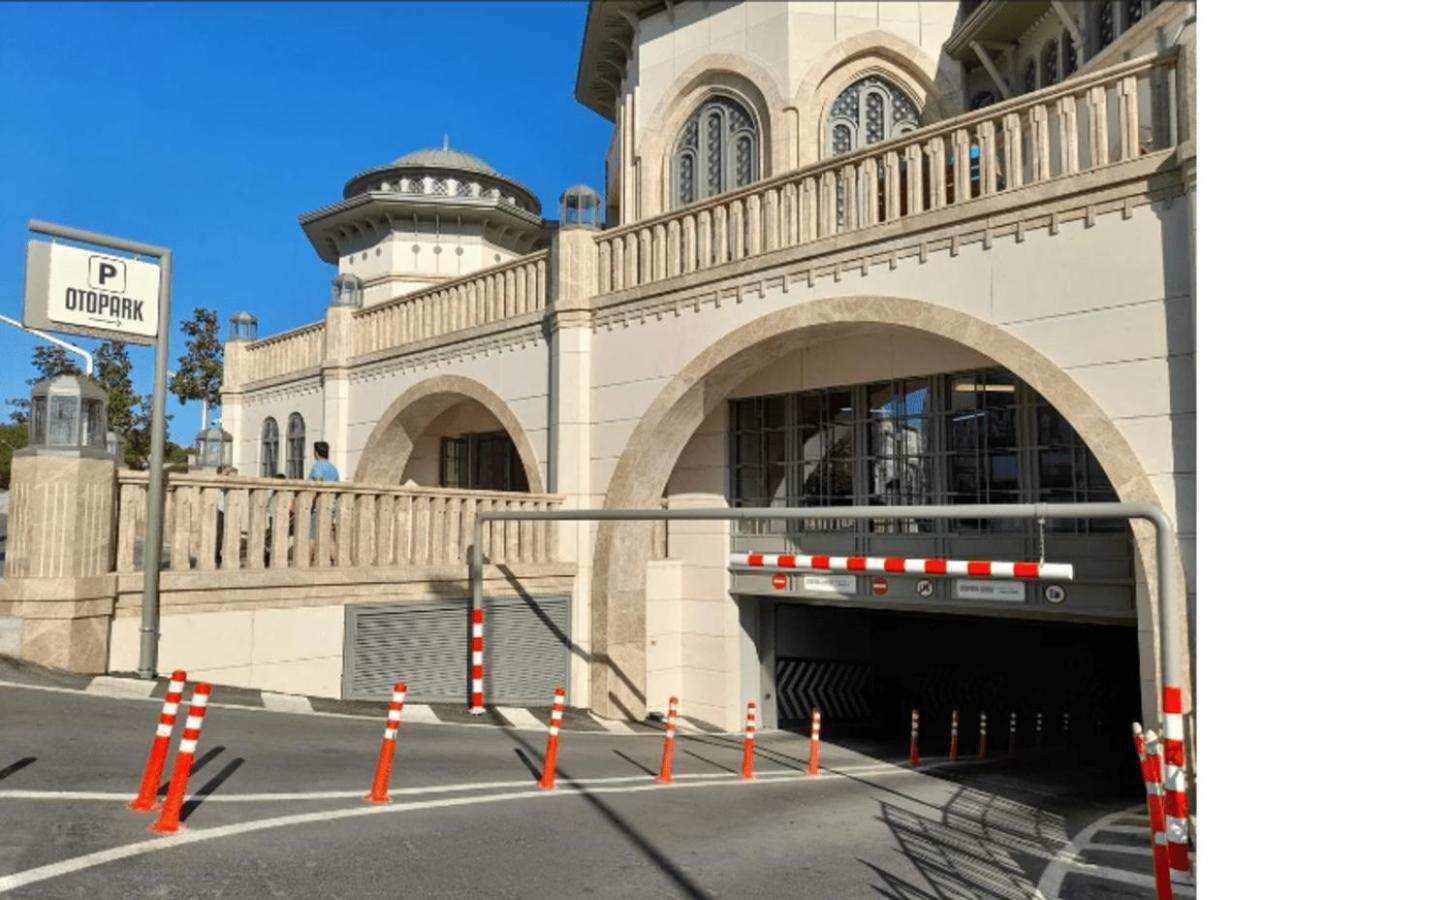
776,658 -> 872,721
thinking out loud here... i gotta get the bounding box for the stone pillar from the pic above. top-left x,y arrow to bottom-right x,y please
0,453 -> 118,672
220,337 -> 247,471
322,305 -> 353,478
547,228 -> 596,710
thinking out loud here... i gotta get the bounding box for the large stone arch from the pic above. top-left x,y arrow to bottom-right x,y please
588,295 -> 1186,719
353,374 -> 545,491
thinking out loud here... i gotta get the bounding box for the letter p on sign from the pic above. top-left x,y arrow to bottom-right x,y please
88,255 -> 125,292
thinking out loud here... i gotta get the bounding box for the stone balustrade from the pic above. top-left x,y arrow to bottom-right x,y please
239,321 -> 325,384
114,471 -> 561,574
350,250 -> 550,358
594,51 -> 1178,294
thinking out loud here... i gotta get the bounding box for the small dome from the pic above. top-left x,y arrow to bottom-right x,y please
561,183 -> 600,201
389,147 -> 498,176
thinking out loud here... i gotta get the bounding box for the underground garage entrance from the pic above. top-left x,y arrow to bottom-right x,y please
760,598 -> 1142,765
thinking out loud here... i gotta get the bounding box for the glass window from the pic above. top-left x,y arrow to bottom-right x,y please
825,74 -> 922,158
286,413 -> 305,480
1098,2 -> 1117,51
50,396 -> 78,446
261,417 -> 279,477
673,95 -> 759,208
1042,39 -> 1060,86
1030,391 -> 1124,532
1023,59 -> 1037,93
1062,31 -> 1079,77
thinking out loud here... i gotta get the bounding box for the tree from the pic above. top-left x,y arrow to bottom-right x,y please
94,340 -> 140,453
0,421 -> 29,489
170,308 -> 223,419
128,393 -> 187,469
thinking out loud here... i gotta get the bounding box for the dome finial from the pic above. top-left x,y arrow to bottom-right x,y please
442,133 -> 449,151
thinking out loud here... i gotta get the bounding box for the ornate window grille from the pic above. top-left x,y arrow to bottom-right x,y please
286,413 -> 305,480
1062,30 -> 1079,76
1098,2 -> 1117,51
1042,39 -> 1060,86
261,417 -> 279,477
824,75 -> 922,157
672,95 -> 760,208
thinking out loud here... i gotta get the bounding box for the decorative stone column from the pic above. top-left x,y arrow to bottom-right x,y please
547,226 -> 597,711
321,304 -> 354,477
0,452 -> 118,671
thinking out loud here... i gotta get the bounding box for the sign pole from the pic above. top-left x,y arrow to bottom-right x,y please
25,219 -> 171,679
138,249 -> 171,679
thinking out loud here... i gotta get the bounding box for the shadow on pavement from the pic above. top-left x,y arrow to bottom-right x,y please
181,758 -> 245,823
0,756 -> 37,781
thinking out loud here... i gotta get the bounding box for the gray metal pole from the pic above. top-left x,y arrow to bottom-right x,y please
137,249 -> 171,679
26,220 -> 173,680
471,501 -> 1185,699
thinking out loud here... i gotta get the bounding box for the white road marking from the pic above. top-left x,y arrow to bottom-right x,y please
0,762 -> 904,804
0,680 -> 666,739
398,703 -> 442,725
587,712 -> 635,735
494,706 -> 546,731
84,677 -> 158,699
0,764 -> 925,894
1099,823 -> 1154,835
1083,843 -> 1198,859
1035,806 -> 1197,899
259,692 -> 313,714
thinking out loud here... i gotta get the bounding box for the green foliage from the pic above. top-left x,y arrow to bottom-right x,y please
0,422 -> 29,489
94,340 -> 140,443
170,308 -> 223,412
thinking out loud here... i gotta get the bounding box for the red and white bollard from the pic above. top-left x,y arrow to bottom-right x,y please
949,709 -> 959,762
150,683 -> 211,833
1133,724 -> 1174,900
1162,686 -> 1193,883
657,696 -> 679,784
909,709 -> 920,768
807,707 -> 822,776
129,670 -> 186,811
468,608 -> 485,715
366,683 -> 407,804
978,711 -> 988,759
538,687 -> 566,790
740,701 -> 757,779
1008,711 -> 1018,754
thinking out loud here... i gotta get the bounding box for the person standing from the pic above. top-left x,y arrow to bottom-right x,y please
308,442 -> 339,563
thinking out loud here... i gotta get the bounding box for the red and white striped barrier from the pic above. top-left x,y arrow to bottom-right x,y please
469,609 -> 485,715
740,702 -> 757,779
657,696 -> 679,784
151,683 -> 211,833
1162,686 -> 1193,883
1133,724 -> 1174,900
366,683 -> 407,804
909,709 -> 920,768
729,553 -> 1073,581
949,709 -> 960,762
978,711 -> 988,758
1008,711 -> 1018,754
807,707 -> 822,776
129,670 -> 186,812
538,688 -> 566,790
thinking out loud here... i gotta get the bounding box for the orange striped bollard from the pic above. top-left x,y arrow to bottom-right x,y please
366,683 -> 407,803
807,707 -> 822,776
1134,724 -> 1174,900
150,683 -> 211,833
740,702 -> 757,779
978,711 -> 988,759
468,608 -> 485,715
538,687 -> 566,789
909,709 -> 920,768
129,670 -> 186,811
949,709 -> 960,762
657,696 -> 679,784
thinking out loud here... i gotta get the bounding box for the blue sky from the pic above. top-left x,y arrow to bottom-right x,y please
0,1 -> 609,436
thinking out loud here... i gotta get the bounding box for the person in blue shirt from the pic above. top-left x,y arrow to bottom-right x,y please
308,442 -> 339,563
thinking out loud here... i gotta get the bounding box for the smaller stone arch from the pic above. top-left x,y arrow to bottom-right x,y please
353,374 -> 545,491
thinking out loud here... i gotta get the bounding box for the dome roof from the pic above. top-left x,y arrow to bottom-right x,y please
388,147 -> 498,176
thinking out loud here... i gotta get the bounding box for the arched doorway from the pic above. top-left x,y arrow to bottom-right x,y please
589,297 -> 1187,732
354,375 -> 544,491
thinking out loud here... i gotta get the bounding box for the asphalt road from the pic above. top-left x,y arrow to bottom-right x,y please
0,677 -> 1180,899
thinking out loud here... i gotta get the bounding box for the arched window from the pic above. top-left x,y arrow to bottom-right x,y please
1062,30 -> 1079,77
1023,59 -> 1037,93
261,417 -> 279,477
286,413 -> 306,480
1127,0 -> 1146,28
825,74 -> 922,157
1041,40 -> 1060,86
672,94 -> 759,208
